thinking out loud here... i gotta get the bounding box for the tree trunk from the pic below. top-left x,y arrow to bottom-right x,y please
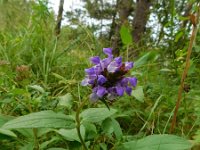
132,0 -> 151,44
55,0 -> 64,37
111,0 -> 133,56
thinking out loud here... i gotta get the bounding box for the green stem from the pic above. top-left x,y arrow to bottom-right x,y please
76,99 -> 88,150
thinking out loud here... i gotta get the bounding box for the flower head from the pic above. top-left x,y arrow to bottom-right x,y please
82,48 -> 137,102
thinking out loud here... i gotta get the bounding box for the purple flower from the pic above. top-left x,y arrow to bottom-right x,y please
116,85 -> 124,96
85,68 -> 95,75
97,75 -> 107,85
96,86 -> 107,97
81,48 -> 137,102
90,56 -> 100,64
107,61 -> 120,73
126,87 -> 132,95
125,62 -> 134,70
129,77 -> 137,87
103,48 -> 112,56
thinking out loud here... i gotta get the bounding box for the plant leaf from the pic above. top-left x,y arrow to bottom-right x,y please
80,108 -> 117,123
2,111 -> 75,129
56,125 -> 85,142
120,25 -> 132,45
132,86 -> 144,102
0,129 -> 17,138
117,134 -> 192,150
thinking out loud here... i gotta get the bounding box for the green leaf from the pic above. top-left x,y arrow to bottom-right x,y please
102,118 -> 123,140
0,129 -> 17,138
80,108 -> 117,123
132,86 -> 144,102
118,134 -> 192,150
28,85 -> 45,93
83,122 -> 97,140
111,118 -> 123,140
134,51 -> 158,68
175,31 -> 184,42
0,114 -> 14,127
10,88 -> 28,95
40,137 -> 60,149
58,93 -> 73,109
2,111 -> 75,129
19,142 -> 34,150
120,25 -> 132,45
56,125 -> 85,142
47,148 -> 68,150
102,118 -> 114,135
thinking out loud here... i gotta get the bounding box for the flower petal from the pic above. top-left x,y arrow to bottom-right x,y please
107,61 -> 120,73
103,48 -> 112,56
90,56 -> 100,65
85,67 -> 95,75
125,62 -> 133,70
90,93 -> 99,102
116,86 -> 124,96
96,86 -> 107,97
121,78 -> 129,86
129,77 -> 137,87
97,75 -> 107,85
81,78 -> 89,86
126,87 -> 132,95
100,56 -> 113,69
114,57 -> 122,65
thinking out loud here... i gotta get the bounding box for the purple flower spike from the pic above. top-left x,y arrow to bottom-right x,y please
97,75 -> 107,85
81,48 -> 137,102
103,48 -> 112,56
90,56 -> 100,65
125,62 -> 134,70
129,77 -> 137,87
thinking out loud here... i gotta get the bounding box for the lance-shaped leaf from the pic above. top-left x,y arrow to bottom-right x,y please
2,111 -> 75,129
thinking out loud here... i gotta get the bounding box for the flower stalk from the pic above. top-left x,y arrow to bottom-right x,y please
170,5 -> 200,133
76,99 -> 88,150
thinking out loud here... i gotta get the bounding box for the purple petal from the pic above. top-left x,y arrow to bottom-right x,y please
129,77 -> 137,87
90,56 -> 100,65
120,78 -> 129,86
107,61 -> 120,73
90,93 -> 99,102
114,57 -> 122,65
81,78 -> 89,86
96,86 -> 107,97
88,74 -> 97,80
97,75 -> 107,85
100,56 -> 113,69
126,87 -> 132,95
125,62 -> 134,70
103,48 -> 112,56
116,86 -> 124,96
88,79 -> 95,85
85,67 -> 95,75
94,64 -> 103,74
